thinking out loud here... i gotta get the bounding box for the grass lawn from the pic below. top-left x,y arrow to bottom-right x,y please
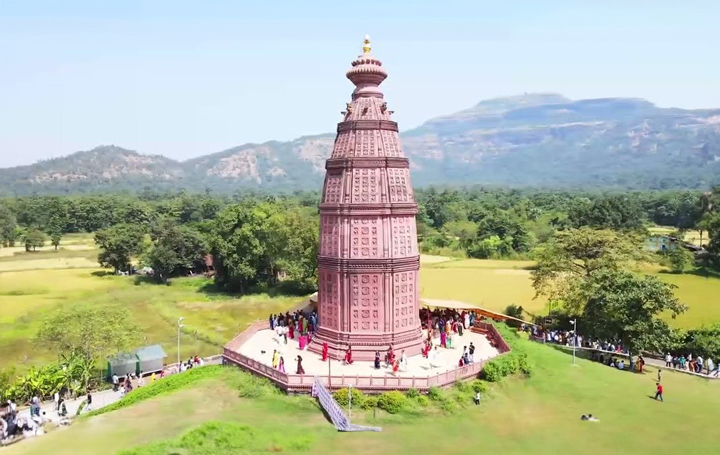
6,328 -> 719,455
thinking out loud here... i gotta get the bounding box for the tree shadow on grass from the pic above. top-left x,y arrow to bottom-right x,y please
91,270 -> 114,277
657,267 -> 720,280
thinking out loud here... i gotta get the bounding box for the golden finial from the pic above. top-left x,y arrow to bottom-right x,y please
362,34 -> 371,54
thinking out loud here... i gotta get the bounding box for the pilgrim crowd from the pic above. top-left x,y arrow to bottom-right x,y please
522,325 -> 719,377
265,306 -> 497,375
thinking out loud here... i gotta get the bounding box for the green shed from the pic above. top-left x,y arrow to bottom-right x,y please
106,351 -> 139,380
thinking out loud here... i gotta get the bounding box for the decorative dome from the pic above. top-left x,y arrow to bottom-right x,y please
346,35 -> 387,99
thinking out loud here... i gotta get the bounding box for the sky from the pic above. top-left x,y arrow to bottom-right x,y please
1,1 -> 719,168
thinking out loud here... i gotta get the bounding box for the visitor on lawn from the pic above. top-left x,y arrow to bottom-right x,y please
474,392 -> 480,405
655,383 -> 664,402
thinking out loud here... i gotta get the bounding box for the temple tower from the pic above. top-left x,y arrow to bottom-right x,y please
310,36 -> 424,361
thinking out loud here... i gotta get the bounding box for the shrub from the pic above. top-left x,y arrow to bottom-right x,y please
518,353 -> 533,376
360,396 -> 378,410
471,380 -> 488,394
405,388 -> 420,398
377,391 -> 407,414
440,398 -> 457,413
481,362 -> 503,382
332,387 -> 365,408
427,386 -> 444,401
415,396 -> 429,407
453,380 -> 472,393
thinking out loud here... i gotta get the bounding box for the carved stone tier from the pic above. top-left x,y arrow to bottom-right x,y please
310,36 -> 424,362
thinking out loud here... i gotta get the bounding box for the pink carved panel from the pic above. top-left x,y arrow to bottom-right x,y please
331,132 -> 351,158
392,270 -> 417,330
320,215 -> 340,257
319,270 -> 341,331
349,216 -> 382,259
350,273 -> 383,332
380,130 -> 401,157
390,215 -> 417,258
322,174 -> 343,204
351,168 -> 380,204
386,168 -> 412,203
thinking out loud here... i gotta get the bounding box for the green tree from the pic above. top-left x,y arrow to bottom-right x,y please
48,214 -> 64,250
0,203 -> 17,247
35,304 -> 140,363
667,247 -> 694,273
532,227 -> 648,314
568,195 -> 645,230
23,227 -> 46,251
145,221 -> 207,282
94,223 -> 146,273
582,270 -> 686,359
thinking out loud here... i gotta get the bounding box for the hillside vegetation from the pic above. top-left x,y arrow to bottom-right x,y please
2,94 -> 720,195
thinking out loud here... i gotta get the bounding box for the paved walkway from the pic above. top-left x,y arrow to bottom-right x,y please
547,343 -> 719,379
239,328 -> 500,377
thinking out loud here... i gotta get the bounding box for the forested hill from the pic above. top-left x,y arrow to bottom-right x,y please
2,93 -> 720,196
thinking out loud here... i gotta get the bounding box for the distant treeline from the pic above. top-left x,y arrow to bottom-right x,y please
1,186 -> 719,273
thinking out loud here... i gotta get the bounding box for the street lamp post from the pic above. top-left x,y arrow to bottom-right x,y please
177,317 -> 185,368
569,318 -> 577,365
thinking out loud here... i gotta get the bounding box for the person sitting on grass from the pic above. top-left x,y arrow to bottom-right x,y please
581,414 -> 599,421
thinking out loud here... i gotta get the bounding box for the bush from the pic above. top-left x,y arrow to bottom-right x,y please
481,362 -> 503,382
440,398 -> 457,413
518,353 -> 533,376
415,396 -> 429,407
471,380 -> 488,394
377,391 -> 407,414
453,380 -> 472,393
332,387 -> 365,408
427,386 -> 444,401
360,396 -> 378,410
405,388 -> 420,398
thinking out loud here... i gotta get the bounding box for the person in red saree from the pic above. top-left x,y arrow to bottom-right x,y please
288,323 -> 295,340
321,342 -> 329,361
392,359 -> 400,375
343,346 -> 354,365
385,346 -> 395,367
422,340 -> 431,358
440,330 -> 447,348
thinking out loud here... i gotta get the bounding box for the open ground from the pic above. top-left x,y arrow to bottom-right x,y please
2,235 -> 720,373
4,330 -> 719,455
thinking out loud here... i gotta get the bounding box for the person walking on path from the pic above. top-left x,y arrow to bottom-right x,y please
85,392 -> 93,412
654,383 -> 664,402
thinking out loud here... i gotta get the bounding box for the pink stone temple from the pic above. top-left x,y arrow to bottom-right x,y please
309,36 -> 424,361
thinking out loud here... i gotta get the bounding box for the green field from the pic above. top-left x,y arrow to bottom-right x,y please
5,329 -> 719,455
0,238 -> 304,372
420,258 -> 720,328
3,243 -> 720,373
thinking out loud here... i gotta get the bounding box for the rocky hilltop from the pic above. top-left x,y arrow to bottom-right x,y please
2,94 -> 719,195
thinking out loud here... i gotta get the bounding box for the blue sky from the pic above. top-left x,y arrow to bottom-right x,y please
1,1 -> 718,167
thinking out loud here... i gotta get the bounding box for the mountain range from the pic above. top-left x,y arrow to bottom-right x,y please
2,93 -> 720,196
